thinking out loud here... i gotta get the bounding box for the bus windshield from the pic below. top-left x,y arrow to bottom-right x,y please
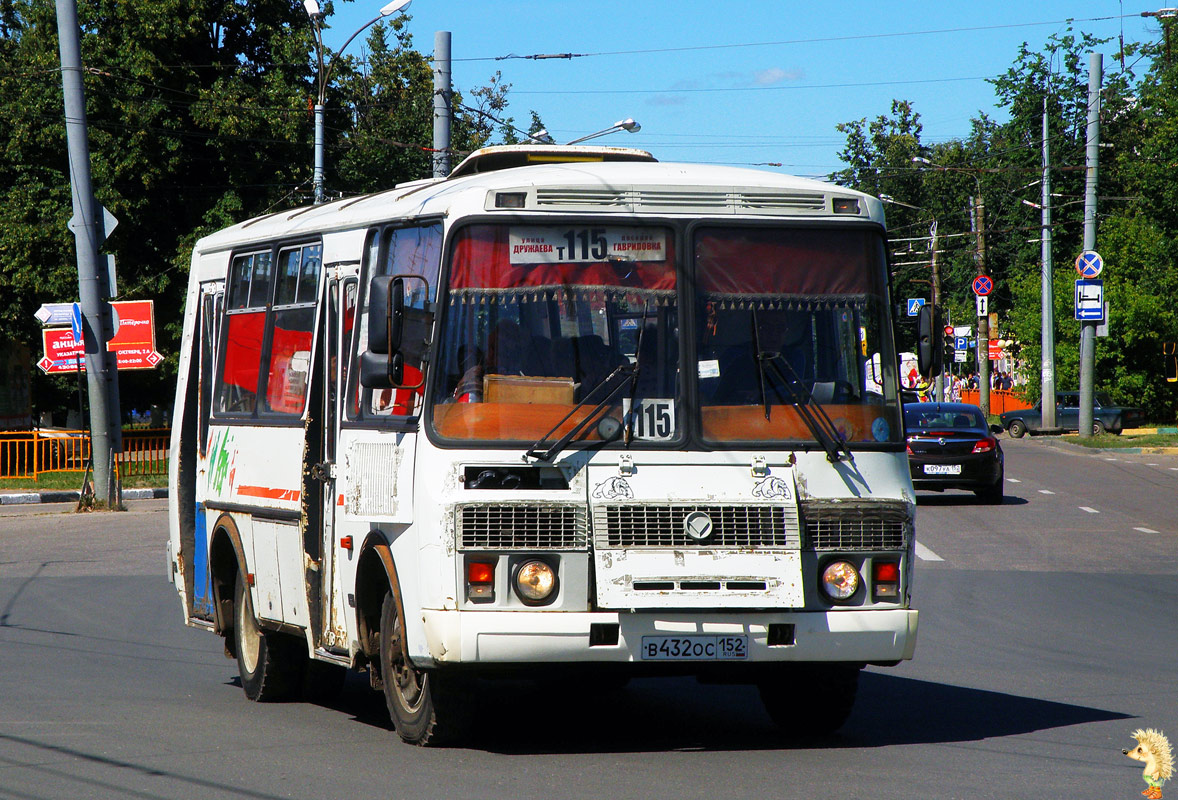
694,226 -> 901,444
432,223 -> 678,443
429,222 -> 902,447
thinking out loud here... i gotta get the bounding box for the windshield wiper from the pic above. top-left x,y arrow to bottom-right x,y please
757,351 -> 852,463
623,302 -> 652,444
749,311 -> 851,463
524,363 -> 637,462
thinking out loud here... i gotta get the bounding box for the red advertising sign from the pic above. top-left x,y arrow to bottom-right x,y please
37,300 -> 162,373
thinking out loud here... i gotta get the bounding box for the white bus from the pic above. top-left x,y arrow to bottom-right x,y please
168,145 -> 935,745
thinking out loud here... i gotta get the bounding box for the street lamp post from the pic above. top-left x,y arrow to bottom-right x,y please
305,0 -> 412,205
565,118 -> 641,145
912,156 -> 991,416
881,195 -> 943,402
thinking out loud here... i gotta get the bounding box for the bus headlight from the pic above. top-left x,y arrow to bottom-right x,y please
513,559 -> 558,605
821,560 -> 861,601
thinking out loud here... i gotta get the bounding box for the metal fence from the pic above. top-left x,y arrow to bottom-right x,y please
0,429 -> 170,481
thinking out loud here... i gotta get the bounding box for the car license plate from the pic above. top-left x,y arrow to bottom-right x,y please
924,464 -> 962,475
640,634 -> 748,661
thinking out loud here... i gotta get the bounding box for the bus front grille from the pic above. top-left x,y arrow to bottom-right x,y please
593,504 -> 800,549
456,504 -> 588,551
799,500 -> 911,551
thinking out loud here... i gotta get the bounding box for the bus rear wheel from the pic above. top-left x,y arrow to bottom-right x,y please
379,592 -> 470,746
234,573 -> 305,702
757,663 -> 860,738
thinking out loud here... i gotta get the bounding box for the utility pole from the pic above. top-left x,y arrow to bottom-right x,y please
1078,53 -> 1102,439
432,31 -> 452,178
55,0 -> 122,508
1040,96 -> 1058,431
973,196 -> 990,417
930,220 -> 943,402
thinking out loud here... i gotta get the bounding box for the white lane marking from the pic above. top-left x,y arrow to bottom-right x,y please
1007,478 -> 1021,483
915,541 -> 943,562
1039,489 -> 1055,495
1134,527 -> 1159,534
1170,468 -> 1178,472
1103,457 -> 1118,462
1080,506 -> 1099,514
1147,463 -> 1159,467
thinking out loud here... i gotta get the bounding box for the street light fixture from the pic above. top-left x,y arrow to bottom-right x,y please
564,118 -> 641,146
305,0 -> 413,204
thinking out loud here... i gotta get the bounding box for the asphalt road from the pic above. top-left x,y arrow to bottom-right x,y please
1,437 -> 1176,799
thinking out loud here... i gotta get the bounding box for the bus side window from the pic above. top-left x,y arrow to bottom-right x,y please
261,244 -> 321,416
217,251 -> 271,414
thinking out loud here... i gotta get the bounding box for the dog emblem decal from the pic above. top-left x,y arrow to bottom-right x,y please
1125,728 -> 1173,800
592,476 -> 634,500
752,475 -> 792,500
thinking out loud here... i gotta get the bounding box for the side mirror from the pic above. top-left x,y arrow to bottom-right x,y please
916,304 -> 943,379
367,276 -> 405,355
359,350 -> 404,389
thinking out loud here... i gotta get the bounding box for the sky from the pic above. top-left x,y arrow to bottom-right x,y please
321,1 -> 1167,179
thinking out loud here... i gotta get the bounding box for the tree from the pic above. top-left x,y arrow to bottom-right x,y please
0,0 -> 524,423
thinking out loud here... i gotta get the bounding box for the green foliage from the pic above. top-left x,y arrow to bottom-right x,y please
0,0 -> 522,421
833,21 -> 1178,423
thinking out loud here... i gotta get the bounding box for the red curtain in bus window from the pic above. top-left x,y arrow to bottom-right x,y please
695,228 -> 875,296
449,225 -> 676,291
221,311 -> 265,395
264,308 -> 314,414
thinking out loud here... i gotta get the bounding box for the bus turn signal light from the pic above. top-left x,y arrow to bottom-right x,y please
467,561 -> 495,602
873,561 -> 900,599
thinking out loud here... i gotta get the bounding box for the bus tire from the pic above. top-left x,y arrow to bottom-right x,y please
758,663 -> 860,737
234,573 -> 304,702
379,592 -> 469,746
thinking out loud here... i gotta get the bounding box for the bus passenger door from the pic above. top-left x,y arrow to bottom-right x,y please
316,275 -> 356,651
189,281 -> 223,621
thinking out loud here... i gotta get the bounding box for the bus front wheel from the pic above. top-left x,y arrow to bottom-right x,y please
234,573 -> 304,702
757,663 -> 860,737
379,592 -> 470,746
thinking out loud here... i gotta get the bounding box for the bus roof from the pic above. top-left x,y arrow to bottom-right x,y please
192,147 -> 884,255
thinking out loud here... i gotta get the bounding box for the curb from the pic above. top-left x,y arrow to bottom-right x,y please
0,487 -> 168,505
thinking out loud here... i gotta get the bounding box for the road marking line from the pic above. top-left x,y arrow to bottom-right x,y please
1170,468 -> 1178,472
1134,527 -> 1159,534
915,541 -> 943,562
1039,489 -> 1055,494
1147,463 -> 1159,466
1103,457 -> 1118,462
1080,506 -> 1099,514
1007,478 -> 1021,483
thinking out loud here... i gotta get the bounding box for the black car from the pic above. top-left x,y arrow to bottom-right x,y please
998,391 -> 1144,437
904,402 -> 1004,503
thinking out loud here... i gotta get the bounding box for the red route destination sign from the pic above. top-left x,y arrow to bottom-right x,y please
37,300 -> 162,374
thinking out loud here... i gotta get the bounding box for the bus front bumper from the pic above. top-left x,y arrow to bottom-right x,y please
418,608 -> 918,667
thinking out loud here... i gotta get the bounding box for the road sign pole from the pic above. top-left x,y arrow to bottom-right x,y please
56,0 -> 121,507
1078,53 -> 1101,439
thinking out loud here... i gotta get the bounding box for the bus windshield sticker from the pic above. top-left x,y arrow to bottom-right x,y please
509,226 -> 667,264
